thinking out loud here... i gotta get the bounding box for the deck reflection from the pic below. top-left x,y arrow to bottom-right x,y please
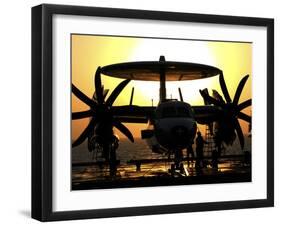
72,156 -> 251,190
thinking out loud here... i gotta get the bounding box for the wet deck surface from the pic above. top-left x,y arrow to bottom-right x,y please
72,157 -> 251,190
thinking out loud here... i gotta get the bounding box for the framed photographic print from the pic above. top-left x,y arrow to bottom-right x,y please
32,4 -> 274,221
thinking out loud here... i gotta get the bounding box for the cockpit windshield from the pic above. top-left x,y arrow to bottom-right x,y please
157,103 -> 193,118
162,107 -> 177,118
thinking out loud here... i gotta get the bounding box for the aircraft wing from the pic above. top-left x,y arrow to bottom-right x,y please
113,105 -> 222,124
111,105 -> 156,124
192,105 -> 222,124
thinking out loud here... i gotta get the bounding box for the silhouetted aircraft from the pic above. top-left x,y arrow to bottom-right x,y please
72,56 -> 251,175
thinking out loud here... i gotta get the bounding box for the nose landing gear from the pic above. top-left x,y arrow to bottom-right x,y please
169,149 -> 188,177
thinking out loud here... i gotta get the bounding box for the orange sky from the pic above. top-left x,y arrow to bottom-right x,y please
71,34 -> 252,140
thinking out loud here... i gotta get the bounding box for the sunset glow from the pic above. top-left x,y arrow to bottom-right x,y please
71,35 -> 252,140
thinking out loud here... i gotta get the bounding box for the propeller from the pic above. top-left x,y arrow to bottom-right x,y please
72,67 -> 134,148
199,73 -> 251,150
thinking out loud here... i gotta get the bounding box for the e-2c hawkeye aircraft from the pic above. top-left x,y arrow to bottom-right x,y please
72,56 -> 251,175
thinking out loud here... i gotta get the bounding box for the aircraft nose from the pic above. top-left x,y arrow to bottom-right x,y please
171,126 -> 189,139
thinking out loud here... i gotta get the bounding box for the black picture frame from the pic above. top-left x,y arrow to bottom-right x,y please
32,4 -> 274,222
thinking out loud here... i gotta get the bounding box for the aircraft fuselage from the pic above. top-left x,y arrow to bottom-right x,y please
142,100 -> 197,154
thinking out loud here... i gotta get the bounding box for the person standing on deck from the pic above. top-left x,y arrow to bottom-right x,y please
195,131 -> 207,172
186,143 -> 194,167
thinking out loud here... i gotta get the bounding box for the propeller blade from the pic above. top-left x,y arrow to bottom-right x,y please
94,67 -> 104,104
237,112 -> 251,123
234,119 -> 244,150
199,88 -> 210,105
219,73 -> 232,103
92,90 -> 97,102
92,87 -> 109,102
103,89 -> 109,100
233,75 -> 249,105
212,89 -> 225,104
72,84 -> 96,108
106,79 -> 130,106
72,110 -> 93,120
199,89 -> 223,106
72,120 -> 95,147
237,99 -> 252,111
113,120 -> 134,143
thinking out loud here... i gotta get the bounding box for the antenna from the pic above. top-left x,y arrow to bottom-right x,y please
159,55 -> 166,103
178,87 -> 183,102
129,87 -> 134,105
